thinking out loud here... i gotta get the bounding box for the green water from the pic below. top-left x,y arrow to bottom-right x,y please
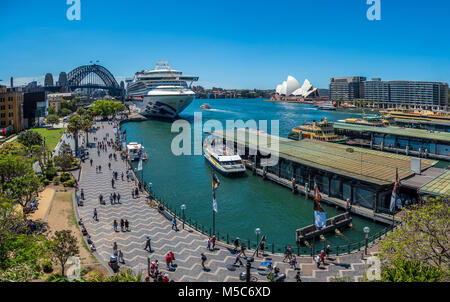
122,99 -> 386,247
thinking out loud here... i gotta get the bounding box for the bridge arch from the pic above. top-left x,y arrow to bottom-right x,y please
67,64 -> 122,95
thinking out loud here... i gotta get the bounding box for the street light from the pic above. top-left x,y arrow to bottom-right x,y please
363,226 -> 370,256
255,228 -> 261,257
181,204 -> 186,229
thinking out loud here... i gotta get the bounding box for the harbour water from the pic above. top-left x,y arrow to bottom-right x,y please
122,99 -> 386,247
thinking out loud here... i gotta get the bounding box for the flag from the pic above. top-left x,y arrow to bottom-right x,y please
212,173 -> 220,213
313,182 -> 326,228
390,169 -> 399,213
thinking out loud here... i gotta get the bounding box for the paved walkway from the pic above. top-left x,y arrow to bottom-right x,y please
75,120 -> 375,282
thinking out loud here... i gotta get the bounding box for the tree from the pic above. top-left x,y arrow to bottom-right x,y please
81,115 -> 93,146
0,141 -> 27,157
46,114 -> 59,128
0,154 -> 33,188
59,108 -> 72,117
67,115 -> 83,156
59,143 -> 73,156
76,107 -> 86,116
48,105 -> 55,115
380,259 -> 445,282
379,196 -> 449,278
17,131 -> 43,150
54,155 -> 73,171
50,230 -> 79,276
4,172 -> 41,215
91,99 -> 125,119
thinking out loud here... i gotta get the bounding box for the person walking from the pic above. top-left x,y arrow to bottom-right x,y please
240,242 -> 247,257
234,251 -> 244,266
315,254 -> 321,269
165,253 -> 172,269
111,178 -> 115,188
131,188 -> 135,199
211,235 -> 216,251
108,162 -> 111,170
283,246 -> 293,262
98,165 -> 101,172
201,253 -> 207,270
110,193 -> 113,205
320,250 -> 325,265
172,216 -> 177,231
144,236 -> 151,251
80,189 -> 85,200
93,208 -> 98,221
121,172 -> 124,181
207,238 -> 211,251
290,255 -> 297,269
113,242 -> 118,256
113,192 -> 117,203
120,219 -> 125,232
118,250 -> 124,264
135,187 -> 139,197
96,166 -> 98,173
90,158 -> 93,166
99,193 -> 103,204
113,220 -> 118,232
233,237 -> 240,254
124,219 -> 129,231
325,245 -> 330,259
117,193 -> 121,204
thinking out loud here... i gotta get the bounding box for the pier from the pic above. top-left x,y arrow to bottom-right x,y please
296,212 -> 352,244
212,128 -> 438,224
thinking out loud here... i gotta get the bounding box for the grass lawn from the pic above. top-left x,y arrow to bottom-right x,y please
31,128 -> 66,151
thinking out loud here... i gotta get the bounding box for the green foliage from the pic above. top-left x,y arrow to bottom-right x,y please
54,155 -> 74,171
59,143 -> 73,156
17,130 -> 43,150
63,179 -> 75,187
381,259 -> 445,282
91,99 -> 125,119
40,258 -> 53,273
4,172 -> 41,211
45,166 -> 58,181
45,114 -> 60,127
0,141 -> 26,157
67,115 -> 83,153
379,196 -> 449,278
60,99 -> 76,112
103,269 -> 142,282
0,263 -> 43,282
329,275 -> 352,282
59,172 -> 71,182
48,105 -> 55,115
0,154 -> 33,186
59,108 -> 72,117
49,230 -> 79,276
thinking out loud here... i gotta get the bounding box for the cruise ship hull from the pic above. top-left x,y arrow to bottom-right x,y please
130,94 -> 195,119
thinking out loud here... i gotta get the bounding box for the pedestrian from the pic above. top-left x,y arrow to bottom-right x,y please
117,249 -> 124,264
172,216 -> 177,231
325,245 -> 330,259
121,172 -> 124,181
126,173 -> 130,182
144,236 -> 151,251
233,237 -> 240,253
96,166 -> 98,173
131,189 -> 135,199
211,235 -> 216,250
169,251 -> 175,265
110,193 -> 113,205
315,254 -> 321,269
117,193 -> 121,204
124,219 -> 129,231
113,242 -> 118,256
120,219 -> 124,232
234,251 -> 244,266
113,192 -> 117,203
135,187 -> 139,197
90,158 -> 93,166
113,220 -> 118,232
240,242 -> 247,257
80,188 -> 85,200
290,255 -> 297,269
207,238 -> 211,251
165,253 -> 171,269
99,193 -> 103,204
108,162 -> 111,170
99,165 -> 101,172
93,208 -> 98,221
295,271 -> 302,282
320,250 -> 325,265
259,237 -> 266,256
283,246 -> 293,262
201,253 -> 207,270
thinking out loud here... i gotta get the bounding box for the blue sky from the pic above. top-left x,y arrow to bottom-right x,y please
0,0 -> 449,89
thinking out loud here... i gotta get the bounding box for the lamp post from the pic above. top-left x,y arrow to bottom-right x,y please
363,226 -> 370,256
255,228 -> 261,257
181,204 -> 186,229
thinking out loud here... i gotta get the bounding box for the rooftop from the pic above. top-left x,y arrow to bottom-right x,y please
419,170 -> 450,197
333,122 -> 450,143
211,128 -> 437,186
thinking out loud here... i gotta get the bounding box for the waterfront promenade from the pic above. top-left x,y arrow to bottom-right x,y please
74,120 -> 375,282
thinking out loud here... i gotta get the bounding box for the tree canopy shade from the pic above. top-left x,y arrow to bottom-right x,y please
17,131 -> 43,150
379,196 -> 449,281
91,99 -> 125,119
45,114 -> 59,128
50,230 -> 79,276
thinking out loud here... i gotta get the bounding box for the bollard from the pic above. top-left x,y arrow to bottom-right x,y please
348,244 -> 350,254
272,243 -> 275,254
226,234 -> 229,244
336,246 -> 339,256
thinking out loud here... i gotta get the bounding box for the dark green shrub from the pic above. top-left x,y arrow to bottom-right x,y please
63,179 -> 75,187
59,172 -> 71,182
41,259 -> 53,273
45,167 -> 57,181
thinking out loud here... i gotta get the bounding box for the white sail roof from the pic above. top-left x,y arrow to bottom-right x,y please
276,76 -> 318,97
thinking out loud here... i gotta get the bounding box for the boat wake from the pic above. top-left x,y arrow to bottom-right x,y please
204,108 -> 236,114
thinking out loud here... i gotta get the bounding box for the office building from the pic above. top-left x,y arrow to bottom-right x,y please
0,85 -> 24,134
329,77 -> 366,101
23,91 -> 48,129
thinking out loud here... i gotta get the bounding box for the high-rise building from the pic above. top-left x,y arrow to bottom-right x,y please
44,73 -> 54,86
329,76 -> 366,101
364,78 -> 390,104
0,85 -> 24,133
23,91 -> 48,129
58,72 -> 68,87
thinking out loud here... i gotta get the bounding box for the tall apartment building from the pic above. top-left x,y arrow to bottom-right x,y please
0,85 -> 24,133
329,77 -> 366,101
364,79 -> 448,110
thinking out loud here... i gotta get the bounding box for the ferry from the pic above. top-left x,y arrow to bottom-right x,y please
318,104 -> 336,111
288,119 -> 346,143
381,109 -> 450,123
343,115 -> 391,127
126,142 -> 148,161
203,136 -> 246,176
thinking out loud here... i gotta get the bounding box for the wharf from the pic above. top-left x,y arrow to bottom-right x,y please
296,212 -> 352,244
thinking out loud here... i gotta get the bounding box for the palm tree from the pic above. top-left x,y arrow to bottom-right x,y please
81,115 -> 93,147
67,115 -> 83,156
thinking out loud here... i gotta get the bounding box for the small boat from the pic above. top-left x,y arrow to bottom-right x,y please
126,142 -> 148,161
318,105 -> 336,111
200,103 -> 212,110
203,135 -> 246,176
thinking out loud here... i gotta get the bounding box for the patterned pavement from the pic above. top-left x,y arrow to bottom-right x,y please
74,120 -> 374,282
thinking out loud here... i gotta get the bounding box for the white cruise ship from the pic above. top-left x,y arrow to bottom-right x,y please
126,61 -> 199,119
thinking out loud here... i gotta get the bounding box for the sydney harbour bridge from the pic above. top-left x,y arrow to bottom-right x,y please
44,63 -> 125,97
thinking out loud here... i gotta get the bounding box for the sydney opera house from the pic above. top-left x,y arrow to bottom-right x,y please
270,76 -> 327,103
